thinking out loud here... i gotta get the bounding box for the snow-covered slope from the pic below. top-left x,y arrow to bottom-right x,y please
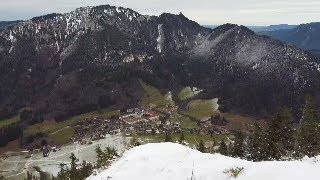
88,143 -> 320,180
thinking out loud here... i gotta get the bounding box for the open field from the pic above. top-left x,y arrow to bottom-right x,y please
0,115 -> 21,129
178,87 -> 203,101
48,127 -> 75,145
24,110 -> 120,137
183,99 -> 219,120
178,87 -> 194,101
132,132 -> 230,147
139,79 -> 172,107
221,113 -> 266,132
178,116 -> 199,129
0,140 -> 21,154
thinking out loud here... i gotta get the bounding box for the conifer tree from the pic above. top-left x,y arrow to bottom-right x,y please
95,145 -> 105,168
69,153 -> 79,180
209,139 -> 217,154
164,133 -> 173,142
265,107 -> 294,160
106,147 -> 118,159
57,155 -> 94,179
197,140 -> 206,153
26,172 -> 33,180
297,95 -> 320,157
57,164 -> 69,180
130,137 -> 141,147
179,133 -> 185,144
95,145 -> 118,168
218,140 -> 228,156
79,160 -> 93,179
248,123 -> 268,161
231,131 -> 246,158
151,128 -> 156,135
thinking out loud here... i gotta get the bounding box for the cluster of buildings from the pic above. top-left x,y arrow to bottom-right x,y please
120,107 -> 181,135
71,106 -> 182,143
74,117 -> 123,142
23,106 -> 232,158
71,106 -> 230,148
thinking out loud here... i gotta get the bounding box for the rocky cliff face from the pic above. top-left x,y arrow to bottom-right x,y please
0,5 -> 320,122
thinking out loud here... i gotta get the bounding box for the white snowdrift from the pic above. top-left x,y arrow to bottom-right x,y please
88,143 -> 320,180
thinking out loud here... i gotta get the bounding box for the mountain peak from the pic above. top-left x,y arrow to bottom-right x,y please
31,13 -> 63,22
0,4 -> 320,121
214,23 -> 254,35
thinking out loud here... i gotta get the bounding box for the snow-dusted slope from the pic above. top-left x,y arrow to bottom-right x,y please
88,143 -> 320,180
1,4 -> 320,121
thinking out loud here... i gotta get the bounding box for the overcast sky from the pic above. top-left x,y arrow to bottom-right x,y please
0,0 -> 319,25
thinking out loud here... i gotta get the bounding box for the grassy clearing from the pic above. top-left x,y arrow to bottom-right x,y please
132,132 -> 229,146
24,110 -> 120,137
221,113 -> 266,132
179,116 -> 199,129
0,139 -> 21,154
163,113 -> 198,129
48,127 -> 75,145
139,79 -> 172,108
178,87 -> 194,101
0,115 -> 21,129
184,99 -> 216,120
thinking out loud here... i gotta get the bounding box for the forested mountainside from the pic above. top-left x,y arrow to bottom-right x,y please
1,5 -> 320,125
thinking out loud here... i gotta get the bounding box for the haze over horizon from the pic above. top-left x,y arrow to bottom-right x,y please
0,0 -> 319,26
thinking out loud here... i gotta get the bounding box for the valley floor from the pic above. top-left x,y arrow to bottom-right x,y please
89,143 -> 320,180
0,134 -> 129,180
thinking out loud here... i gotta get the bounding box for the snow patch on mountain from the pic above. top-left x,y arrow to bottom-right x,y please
123,54 -> 135,63
156,24 -> 165,53
192,28 -> 233,58
236,39 -> 268,65
88,143 -> 320,180
9,31 -> 14,41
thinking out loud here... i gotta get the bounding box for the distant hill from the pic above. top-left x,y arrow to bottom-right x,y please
203,25 -> 219,29
204,24 -> 297,32
248,24 -> 297,32
0,21 -> 22,30
259,22 -> 320,54
308,49 -> 320,56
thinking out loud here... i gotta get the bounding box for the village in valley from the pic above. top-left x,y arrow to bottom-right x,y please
38,97 -> 254,158
71,104 -> 223,148
5,83 -> 263,158
0,84 -> 263,179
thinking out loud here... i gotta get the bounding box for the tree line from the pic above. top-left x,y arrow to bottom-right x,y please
0,123 -> 22,147
168,95 -> 320,161
26,145 -> 118,180
217,95 -> 320,161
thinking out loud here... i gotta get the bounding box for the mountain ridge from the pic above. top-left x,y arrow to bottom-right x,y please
204,24 -> 298,33
0,4 -> 320,125
259,22 -> 320,54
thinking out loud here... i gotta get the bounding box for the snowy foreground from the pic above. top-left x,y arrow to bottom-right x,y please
88,143 -> 320,180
